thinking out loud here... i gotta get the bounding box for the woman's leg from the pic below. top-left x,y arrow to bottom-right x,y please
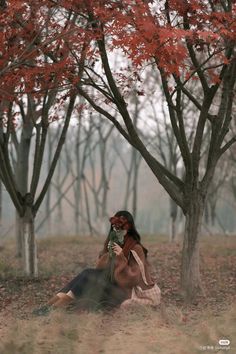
66,269 -> 109,309
57,268 -> 95,297
33,268 -> 103,315
101,283 -> 128,309
68,268 -> 103,298
52,292 -> 75,308
47,295 -> 61,306
39,269 -> 93,311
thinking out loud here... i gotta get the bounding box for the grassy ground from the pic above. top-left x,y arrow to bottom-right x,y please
0,234 -> 235,354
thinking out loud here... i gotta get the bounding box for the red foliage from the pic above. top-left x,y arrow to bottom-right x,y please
0,0 -> 235,102
0,0 -> 91,102
109,215 -> 131,230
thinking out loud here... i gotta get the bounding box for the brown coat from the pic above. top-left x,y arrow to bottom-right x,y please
96,244 -> 155,292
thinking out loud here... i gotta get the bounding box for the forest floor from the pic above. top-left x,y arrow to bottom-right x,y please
0,234 -> 235,354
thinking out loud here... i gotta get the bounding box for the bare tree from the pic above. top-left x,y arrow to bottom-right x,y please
0,93 -> 77,276
73,4 -> 236,301
204,160 -> 230,231
144,91 -> 182,241
61,115 -> 115,234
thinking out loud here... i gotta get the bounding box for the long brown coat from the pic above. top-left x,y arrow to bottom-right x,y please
96,244 -> 155,294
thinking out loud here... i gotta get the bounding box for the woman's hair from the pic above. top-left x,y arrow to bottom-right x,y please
102,210 -> 148,257
113,210 -> 141,242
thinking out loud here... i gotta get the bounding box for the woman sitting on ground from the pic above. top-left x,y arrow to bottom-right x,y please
33,210 -> 161,315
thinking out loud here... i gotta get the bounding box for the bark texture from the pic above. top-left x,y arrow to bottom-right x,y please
21,205 -> 38,277
181,194 -> 204,301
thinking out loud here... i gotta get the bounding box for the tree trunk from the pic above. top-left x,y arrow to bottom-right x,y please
16,216 -> 23,257
20,206 -> 38,277
16,213 -> 24,257
170,217 -> 176,243
46,129 -> 53,236
169,198 -> 178,242
181,194 -> 204,302
56,157 -> 63,227
15,120 -> 33,256
0,181 -> 2,226
75,123 -> 81,235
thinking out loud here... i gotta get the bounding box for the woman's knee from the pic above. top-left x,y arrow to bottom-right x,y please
57,292 -> 68,299
81,268 -> 94,275
79,268 -> 95,279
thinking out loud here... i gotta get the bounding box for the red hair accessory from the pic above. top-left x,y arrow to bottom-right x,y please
109,215 -> 130,230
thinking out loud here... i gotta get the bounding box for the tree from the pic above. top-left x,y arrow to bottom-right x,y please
2,0 -> 235,300
204,159 -> 229,232
62,115 -> 115,234
0,181 -> 2,226
0,1 -> 88,276
68,0 -> 236,301
145,81 -> 183,242
113,94 -> 142,218
1,93 -> 77,276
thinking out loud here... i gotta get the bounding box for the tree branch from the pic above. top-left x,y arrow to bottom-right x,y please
34,94 -> 76,213
219,136 -> 236,156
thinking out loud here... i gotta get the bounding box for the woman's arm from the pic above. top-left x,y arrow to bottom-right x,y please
96,235 -> 110,268
96,252 -> 109,269
113,244 -> 145,289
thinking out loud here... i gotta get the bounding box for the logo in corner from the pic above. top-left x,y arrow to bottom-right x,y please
218,339 -> 230,346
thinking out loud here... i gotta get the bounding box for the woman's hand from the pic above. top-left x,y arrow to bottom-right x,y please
112,243 -> 123,256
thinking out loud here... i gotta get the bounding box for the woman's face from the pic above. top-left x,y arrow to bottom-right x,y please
112,226 -> 127,244
109,215 -> 130,231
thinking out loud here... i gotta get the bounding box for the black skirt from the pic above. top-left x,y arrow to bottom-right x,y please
58,268 -> 128,310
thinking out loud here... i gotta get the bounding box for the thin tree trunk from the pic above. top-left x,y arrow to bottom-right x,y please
100,141 -> 109,217
36,177 -> 78,233
45,129 -> 53,235
169,216 -> 177,243
171,218 -> 176,242
0,181 -> 2,226
16,213 -> 24,257
210,201 -> 216,227
132,150 -> 141,219
75,123 -> 81,235
82,177 -> 93,236
181,195 -> 204,301
169,198 -> 178,242
15,121 -> 33,257
56,157 -> 63,225
20,205 -> 38,277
